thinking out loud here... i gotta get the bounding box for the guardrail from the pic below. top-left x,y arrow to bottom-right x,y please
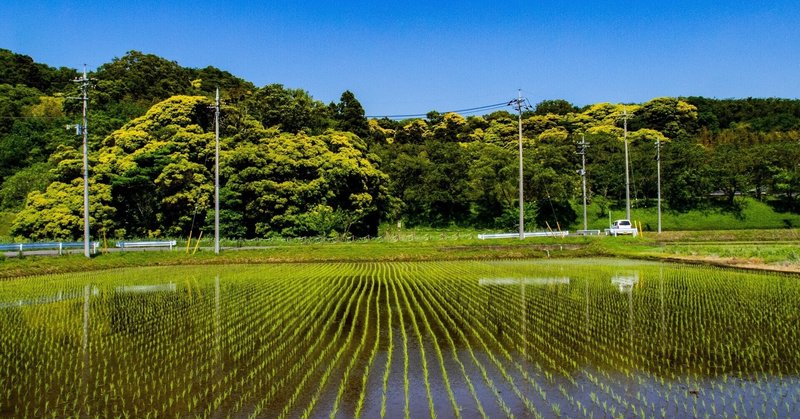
0,242 -> 99,255
478,231 -> 569,239
115,240 -> 177,250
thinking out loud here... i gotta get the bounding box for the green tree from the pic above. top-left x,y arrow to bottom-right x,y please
225,130 -> 388,237
331,90 -> 369,139
0,162 -> 53,210
465,141 -> 517,227
633,97 -> 699,140
93,51 -> 191,106
534,99 -> 578,116
0,49 -> 76,93
244,84 -> 331,134
662,139 -> 712,211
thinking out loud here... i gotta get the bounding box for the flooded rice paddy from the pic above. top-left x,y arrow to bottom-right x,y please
1,259 -> 799,417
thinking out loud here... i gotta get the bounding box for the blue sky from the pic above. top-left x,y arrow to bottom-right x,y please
3,1 -> 800,116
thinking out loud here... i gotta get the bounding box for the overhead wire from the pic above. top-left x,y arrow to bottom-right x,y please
366,101 -> 512,120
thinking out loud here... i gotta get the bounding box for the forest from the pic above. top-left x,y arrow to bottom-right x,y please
1,48 -> 800,240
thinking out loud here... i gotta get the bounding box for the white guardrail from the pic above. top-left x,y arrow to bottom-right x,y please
478,231 -> 569,239
0,242 -> 99,255
116,240 -> 177,250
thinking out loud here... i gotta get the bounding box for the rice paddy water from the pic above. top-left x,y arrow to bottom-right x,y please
1,258 -> 799,418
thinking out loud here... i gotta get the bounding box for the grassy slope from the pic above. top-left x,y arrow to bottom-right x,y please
572,197 -> 800,231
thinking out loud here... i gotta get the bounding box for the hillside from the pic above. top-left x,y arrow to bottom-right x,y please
1,49 -> 799,241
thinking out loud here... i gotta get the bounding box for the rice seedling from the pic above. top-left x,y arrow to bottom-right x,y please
0,259 -> 798,417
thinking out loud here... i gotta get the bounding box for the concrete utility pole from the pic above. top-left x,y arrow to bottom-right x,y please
656,136 -> 662,233
623,106 -> 631,220
510,90 -> 527,240
72,66 -> 91,258
214,88 -> 220,254
578,135 -> 589,231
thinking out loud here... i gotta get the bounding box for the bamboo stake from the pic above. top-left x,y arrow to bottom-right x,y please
185,230 -> 193,254
193,231 -> 203,255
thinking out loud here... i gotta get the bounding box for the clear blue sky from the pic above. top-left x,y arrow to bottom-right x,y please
3,1 -> 800,116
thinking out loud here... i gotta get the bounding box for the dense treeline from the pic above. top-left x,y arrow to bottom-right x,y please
1,49 -> 799,240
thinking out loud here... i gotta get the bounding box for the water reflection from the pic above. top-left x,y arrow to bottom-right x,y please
478,277 -> 570,285
610,272 -> 639,293
2,261 -> 800,419
0,287 -> 99,308
114,283 -> 177,293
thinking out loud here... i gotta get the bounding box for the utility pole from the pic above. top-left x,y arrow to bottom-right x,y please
510,90 -> 527,240
578,135 -> 589,232
214,88 -> 220,254
623,106 -> 631,220
656,136 -> 662,233
72,66 -> 91,258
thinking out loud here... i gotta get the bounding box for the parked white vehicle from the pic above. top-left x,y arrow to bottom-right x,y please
605,219 -> 638,236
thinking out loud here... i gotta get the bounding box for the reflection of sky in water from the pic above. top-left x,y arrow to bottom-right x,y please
611,272 -> 639,292
478,277 -> 570,285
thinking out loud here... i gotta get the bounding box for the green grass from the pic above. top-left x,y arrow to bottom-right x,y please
572,197 -> 800,231
2,228 -> 799,279
0,237 -> 594,279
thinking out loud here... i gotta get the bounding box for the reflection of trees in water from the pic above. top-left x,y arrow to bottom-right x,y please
109,286 -> 190,335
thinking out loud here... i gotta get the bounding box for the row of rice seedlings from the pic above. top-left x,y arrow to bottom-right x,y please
353,267 -> 384,418
388,261 -> 412,418
393,263 -> 438,418
407,262 -> 539,417
93,267 -> 302,417
3,260 -> 800,417
478,268 -> 637,416
327,272 -> 377,418
444,262 -> 668,417
244,268 -> 354,415
379,263 -> 394,418
218,265 -> 348,416
140,266 -> 320,416
402,267 -> 516,417
456,270 -> 590,417
402,266 -> 489,418
264,265 -> 370,418
398,264 -> 462,418
430,262 -> 559,417
0,263 -> 340,417
613,266 -> 797,418
487,261 -> 800,418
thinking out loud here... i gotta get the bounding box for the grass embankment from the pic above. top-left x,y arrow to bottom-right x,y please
589,228 -> 800,273
1,228 -> 799,279
576,197 -> 800,231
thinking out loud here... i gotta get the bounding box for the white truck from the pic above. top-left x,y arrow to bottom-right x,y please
605,219 -> 638,236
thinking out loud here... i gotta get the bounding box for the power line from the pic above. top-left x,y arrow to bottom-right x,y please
366,101 -> 511,119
